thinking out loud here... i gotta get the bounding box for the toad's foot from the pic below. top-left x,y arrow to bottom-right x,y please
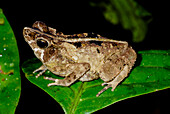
96,65 -> 129,97
33,65 -> 47,78
43,77 -> 61,86
96,81 -> 119,97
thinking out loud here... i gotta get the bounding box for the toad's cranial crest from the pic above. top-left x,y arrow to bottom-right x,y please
23,21 -> 137,97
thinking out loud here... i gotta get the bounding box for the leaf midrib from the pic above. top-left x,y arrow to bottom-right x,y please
69,82 -> 86,114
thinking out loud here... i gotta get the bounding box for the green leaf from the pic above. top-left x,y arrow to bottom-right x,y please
0,9 -> 21,114
90,0 -> 152,42
22,50 -> 170,113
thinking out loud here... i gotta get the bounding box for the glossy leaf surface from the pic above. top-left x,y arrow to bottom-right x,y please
0,9 -> 21,114
22,50 -> 170,114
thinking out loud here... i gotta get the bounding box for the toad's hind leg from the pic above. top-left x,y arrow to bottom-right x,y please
44,63 -> 90,87
96,65 -> 129,97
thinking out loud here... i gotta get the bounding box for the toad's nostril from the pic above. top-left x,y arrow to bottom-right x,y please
23,27 -> 31,36
23,27 -> 37,42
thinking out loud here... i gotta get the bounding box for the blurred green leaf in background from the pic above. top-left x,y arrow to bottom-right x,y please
22,50 -> 170,114
90,0 -> 152,42
0,9 -> 21,114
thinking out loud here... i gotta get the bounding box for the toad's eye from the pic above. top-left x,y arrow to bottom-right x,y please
36,39 -> 49,48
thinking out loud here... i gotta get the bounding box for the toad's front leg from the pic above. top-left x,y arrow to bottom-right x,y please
96,65 -> 129,97
44,63 -> 90,87
33,65 -> 47,78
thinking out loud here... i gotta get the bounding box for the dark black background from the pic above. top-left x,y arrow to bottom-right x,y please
1,0 -> 169,114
